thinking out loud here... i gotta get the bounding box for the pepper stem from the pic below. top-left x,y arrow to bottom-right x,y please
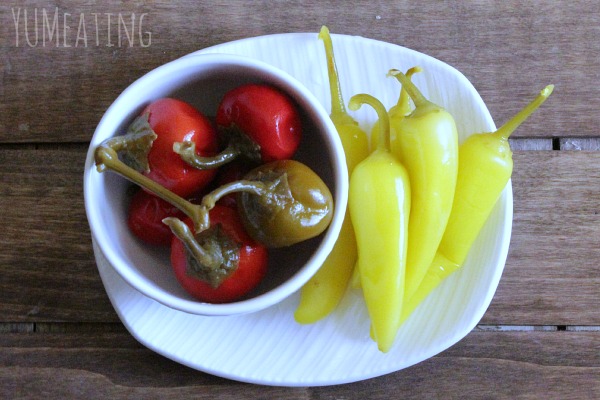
319,26 -> 352,126
173,141 -> 241,169
493,85 -> 554,141
388,69 -> 430,109
174,126 -> 261,170
95,135 -> 284,234
94,143 -> 209,232
163,217 -> 241,287
200,180 -> 271,210
349,94 -> 391,153
162,217 -> 221,270
389,66 -> 423,118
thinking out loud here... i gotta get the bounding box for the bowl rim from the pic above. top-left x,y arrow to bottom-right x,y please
83,52 -> 348,316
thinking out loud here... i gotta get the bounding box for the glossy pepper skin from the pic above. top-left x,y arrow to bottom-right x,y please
236,159 -> 334,248
168,205 -> 268,303
294,25 -> 369,324
175,84 -> 303,171
217,84 -> 302,162
127,189 -> 185,246
400,85 -> 554,324
143,98 -> 219,197
350,67 -> 421,290
348,93 -> 410,353
388,69 -> 459,301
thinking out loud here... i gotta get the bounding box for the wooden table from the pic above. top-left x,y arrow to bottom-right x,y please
2,1 -> 599,398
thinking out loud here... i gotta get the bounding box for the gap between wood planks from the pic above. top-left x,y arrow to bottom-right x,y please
0,137 -> 598,150
474,325 -> 600,332
508,137 -> 600,151
0,137 -> 597,152
1,322 -> 600,334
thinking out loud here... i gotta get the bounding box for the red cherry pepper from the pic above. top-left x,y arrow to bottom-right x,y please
217,83 -> 302,161
143,98 -> 219,197
167,205 -> 268,303
127,189 -> 185,246
174,84 -> 302,169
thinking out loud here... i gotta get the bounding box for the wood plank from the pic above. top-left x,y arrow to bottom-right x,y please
0,145 -> 116,322
1,330 -> 598,398
0,330 -> 310,398
484,151 -> 600,325
0,0 -> 591,143
2,146 -> 600,325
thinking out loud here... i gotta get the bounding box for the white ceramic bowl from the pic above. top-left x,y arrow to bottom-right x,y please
84,53 -> 348,316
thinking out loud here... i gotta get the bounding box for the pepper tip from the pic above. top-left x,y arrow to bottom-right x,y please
318,25 -> 329,39
386,69 -> 400,78
542,84 -> 554,98
347,97 -> 361,112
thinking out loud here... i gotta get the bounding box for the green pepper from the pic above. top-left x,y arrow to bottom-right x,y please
400,84 -> 554,324
234,159 -> 334,248
387,69 -> 459,301
294,26 -> 369,324
348,92 -> 411,353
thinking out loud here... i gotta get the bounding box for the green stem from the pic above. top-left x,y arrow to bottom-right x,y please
94,144 -> 209,232
493,84 -> 554,141
349,93 -> 391,153
200,180 -> 271,210
388,69 -> 430,109
100,114 -> 156,173
162,217 -> 221,270
319,26 -> 348,122
95,138 -> 278,231
389,66 -> 423,118
173,141 -> 241,169
174,126 -> 262,170
163,217 -> 241,287
95,136 -> 267,286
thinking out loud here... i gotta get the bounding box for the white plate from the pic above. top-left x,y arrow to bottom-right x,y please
94,33 -> 512,386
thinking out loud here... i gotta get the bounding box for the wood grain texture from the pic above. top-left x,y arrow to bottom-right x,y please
0,145 -> 116,322
484,151 -> 600,325
2,0 -> 600,395
0,0 -> 590,142
1,330 -> 598,398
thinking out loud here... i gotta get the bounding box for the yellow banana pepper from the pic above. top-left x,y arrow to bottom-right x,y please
348,93 -> 410,353
350,66 -> 422,290
387,69 -> 459,301
294,26 -> 369,324
401,84 -> 554,324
